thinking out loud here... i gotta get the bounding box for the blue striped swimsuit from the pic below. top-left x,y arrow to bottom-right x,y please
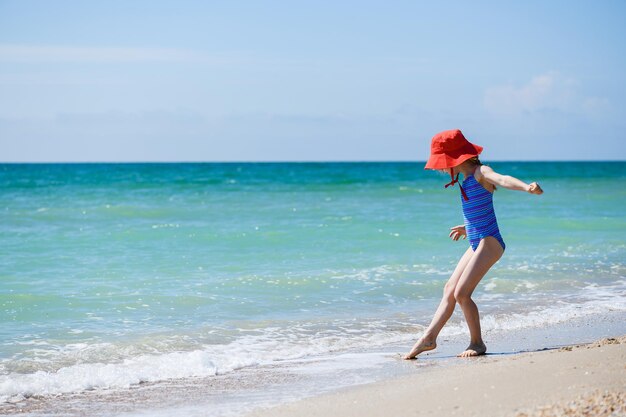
461,174 -> 506,252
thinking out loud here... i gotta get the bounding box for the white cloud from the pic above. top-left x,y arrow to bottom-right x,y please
484,72 -> 609,118
0,44 -> 206,63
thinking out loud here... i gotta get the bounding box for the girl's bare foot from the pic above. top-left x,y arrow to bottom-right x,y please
457,341 -> 486,357
404,337 -> 436,360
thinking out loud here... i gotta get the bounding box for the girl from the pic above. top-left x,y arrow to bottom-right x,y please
405,129 -> 543,359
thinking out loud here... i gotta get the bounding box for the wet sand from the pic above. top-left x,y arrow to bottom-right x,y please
246,336 -> 626,417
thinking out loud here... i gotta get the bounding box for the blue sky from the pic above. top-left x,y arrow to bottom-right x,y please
1,0 -> 625,162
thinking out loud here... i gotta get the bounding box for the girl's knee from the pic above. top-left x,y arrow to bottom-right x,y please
443,281 -> 456,299
453,288 -> 472,304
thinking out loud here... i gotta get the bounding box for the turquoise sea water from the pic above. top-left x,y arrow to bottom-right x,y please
1,162 -> 625,405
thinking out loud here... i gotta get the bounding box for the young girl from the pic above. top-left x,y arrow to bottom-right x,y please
405,129 -> 543,359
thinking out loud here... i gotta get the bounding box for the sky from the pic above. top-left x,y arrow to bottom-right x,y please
1,0 -> 625,162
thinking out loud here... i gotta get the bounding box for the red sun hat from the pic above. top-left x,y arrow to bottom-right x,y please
424,129 -> 483,170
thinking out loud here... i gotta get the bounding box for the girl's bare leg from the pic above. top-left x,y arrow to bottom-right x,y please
453,236 -> 503,357
404,246 -> 474,359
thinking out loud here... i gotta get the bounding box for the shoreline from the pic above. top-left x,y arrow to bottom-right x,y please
2,317 -> 625,416
244,336 -> 626,417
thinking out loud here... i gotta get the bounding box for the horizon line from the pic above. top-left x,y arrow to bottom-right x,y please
1,159 -> 625,164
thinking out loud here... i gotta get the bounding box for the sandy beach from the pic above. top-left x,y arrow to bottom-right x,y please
246,336 -> 626,417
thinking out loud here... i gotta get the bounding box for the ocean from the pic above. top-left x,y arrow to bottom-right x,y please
1,162 -> 625,416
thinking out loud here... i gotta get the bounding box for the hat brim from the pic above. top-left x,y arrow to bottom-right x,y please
424,143 -> 483,170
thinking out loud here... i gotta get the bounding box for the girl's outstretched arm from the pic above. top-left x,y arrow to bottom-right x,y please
480,165 -> 543,194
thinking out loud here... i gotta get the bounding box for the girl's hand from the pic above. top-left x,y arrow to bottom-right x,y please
449,225 -> 466,241
527,182 -> 543,195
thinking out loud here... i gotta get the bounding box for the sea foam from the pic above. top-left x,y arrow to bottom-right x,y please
2,284 -> 625,404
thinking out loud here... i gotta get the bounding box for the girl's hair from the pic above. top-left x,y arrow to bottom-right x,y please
468,156 -> 480,164
436,157 -> 495,191
436,157 -> 482,174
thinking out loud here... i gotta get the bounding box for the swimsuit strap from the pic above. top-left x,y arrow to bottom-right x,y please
444,170 -> 469,201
